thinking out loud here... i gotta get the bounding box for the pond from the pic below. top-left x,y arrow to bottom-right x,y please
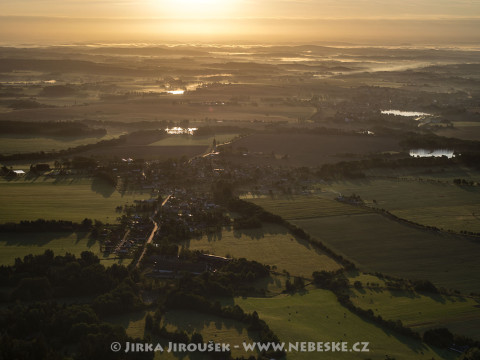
382,110 -> 431,118
409,149 -> 455,158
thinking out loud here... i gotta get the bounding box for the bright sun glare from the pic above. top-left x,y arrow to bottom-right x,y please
156,0 -> 237,19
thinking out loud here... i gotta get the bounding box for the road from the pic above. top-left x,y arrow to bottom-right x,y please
135,194 -> 171,268
114,229 -> 130,255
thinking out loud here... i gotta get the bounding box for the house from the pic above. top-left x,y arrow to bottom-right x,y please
12,170 -> 26,176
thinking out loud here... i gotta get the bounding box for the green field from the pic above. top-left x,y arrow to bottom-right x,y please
182,224 -> 342,277
349,288 -> 480,340
318,178 -> 480,233
0,176 -> 150,223
235,289 -> 456,360
0,232 -> 100,265
246,195 -> 369,220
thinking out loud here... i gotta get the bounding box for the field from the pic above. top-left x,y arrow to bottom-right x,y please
294,213 -> 480,294
79,133 -> 240,160
162,309 -> 259,359
182,224 -> 342,277
78,144 -> 208,160
349,288 -> 480,340
245,195 -> 369,220
436,121 -> 480,141
0,133 -> 118,155
149,133 -> 238,147
107,309 -> 258,360
0,92 -> 316,124
235,288 -> 456,360
226,134 -> 401,167
318,178 -> 480,233
244,195 -> 480,293
0,232 -> 100,265
0,231 -> 131,267
0,176 -> 150,223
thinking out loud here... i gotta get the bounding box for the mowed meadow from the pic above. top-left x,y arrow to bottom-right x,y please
182,223 -> 342,277
248,195 -> 480,294
319,178 -> 480,233
0,176 -> 150,222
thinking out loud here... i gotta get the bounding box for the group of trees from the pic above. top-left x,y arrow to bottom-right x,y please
285,276 -> 305,293
0,302 -> 153,360
0,250 -> 132,299
172,256 -> 271,298
0,218 -> 101,233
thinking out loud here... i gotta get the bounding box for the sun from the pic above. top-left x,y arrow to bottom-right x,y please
155,0 -> 238,19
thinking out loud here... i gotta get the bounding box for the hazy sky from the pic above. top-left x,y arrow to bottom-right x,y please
1,0 -> 480,44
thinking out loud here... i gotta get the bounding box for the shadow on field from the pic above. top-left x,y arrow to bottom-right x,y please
0,232 -> 76,247
162,309 -> 250,339
91,177 -> 115,198
231,224 -> 289,240
389,289 -> 421,299
106,310 -> 146,338
360,315 -> 431,355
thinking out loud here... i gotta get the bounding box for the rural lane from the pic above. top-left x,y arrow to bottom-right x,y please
134,194 -> 171,268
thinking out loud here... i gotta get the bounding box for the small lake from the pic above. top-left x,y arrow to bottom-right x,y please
410,149 -> 455,158
382,110 -> 431,117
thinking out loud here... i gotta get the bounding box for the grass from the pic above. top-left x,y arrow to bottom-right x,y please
0,232 -> 100,265
318,178 -> 480,233
349,288 -> 480,341
182,224 -> 342,277
0,176 -> 150,223
245,195 -> 369,220
235,288 -> 457,360
293,213 -> 480,294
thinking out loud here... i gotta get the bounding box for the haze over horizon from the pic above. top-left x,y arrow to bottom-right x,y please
1,0 -> 480,45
